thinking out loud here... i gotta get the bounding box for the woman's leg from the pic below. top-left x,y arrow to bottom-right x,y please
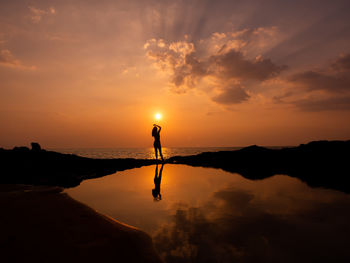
154,146 -> 158,160
158,145 -> 164,161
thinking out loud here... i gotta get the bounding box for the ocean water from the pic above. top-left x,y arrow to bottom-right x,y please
51,147 -> 242,159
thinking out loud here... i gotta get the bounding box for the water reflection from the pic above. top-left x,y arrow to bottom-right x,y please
154,188 -> 350,263
66,165 -> 350,263
152,164 -> 164,201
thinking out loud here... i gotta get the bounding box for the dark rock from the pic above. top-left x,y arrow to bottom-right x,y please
31,142 -> 41,151
12,146 -> 30,152
1,140 -> 349,193
0,145 -> 158,188
168,140 -> 350,193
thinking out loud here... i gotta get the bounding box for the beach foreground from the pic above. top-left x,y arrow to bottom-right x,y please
0,184 -> 162,263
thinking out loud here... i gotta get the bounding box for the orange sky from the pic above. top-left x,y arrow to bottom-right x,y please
1,0 -> 350,148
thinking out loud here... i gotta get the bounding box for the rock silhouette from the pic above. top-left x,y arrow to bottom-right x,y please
1,140 -> 349,193
0,144 -> 158,188
168,140 -> 350,193
31,142 -> 41,152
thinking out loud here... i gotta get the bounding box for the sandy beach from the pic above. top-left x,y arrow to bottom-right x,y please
0,184 -> 162,263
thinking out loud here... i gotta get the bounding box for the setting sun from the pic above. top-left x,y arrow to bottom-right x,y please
155,113 -> 162,121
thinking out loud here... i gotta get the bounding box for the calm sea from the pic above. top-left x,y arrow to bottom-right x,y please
51,147 -> 242,159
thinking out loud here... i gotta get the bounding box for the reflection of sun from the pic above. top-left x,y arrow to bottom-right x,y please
155,113 -> 162,120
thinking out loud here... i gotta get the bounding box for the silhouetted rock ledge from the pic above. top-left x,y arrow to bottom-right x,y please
0,184 -> 162,263
168,140 -> 350,193
1,140 -> 349,193
0,144 -> 159,187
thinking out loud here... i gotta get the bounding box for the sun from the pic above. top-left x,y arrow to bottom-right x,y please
155,113 -> 162,120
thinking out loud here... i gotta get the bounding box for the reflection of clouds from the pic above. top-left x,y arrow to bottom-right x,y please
153,185 -> 350,263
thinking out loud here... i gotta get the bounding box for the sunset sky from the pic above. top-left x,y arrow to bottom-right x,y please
1,0 -> 350,148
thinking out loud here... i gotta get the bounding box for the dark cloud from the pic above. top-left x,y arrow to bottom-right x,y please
285,53 -> 350,111
153,187 -> 350,263
211,49 -> 286,81
212,86 -> 250,104
295,96 -> 350,111
332,53 -> 350,71
289,53 -> 350,93
289,70 -> 350,93
170,53 -> 208,90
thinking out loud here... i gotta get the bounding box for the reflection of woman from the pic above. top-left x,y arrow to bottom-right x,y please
152,124 -> 164,161
152,163 -> 164,200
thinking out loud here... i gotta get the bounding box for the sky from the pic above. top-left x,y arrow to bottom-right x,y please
1,0 -> 350,148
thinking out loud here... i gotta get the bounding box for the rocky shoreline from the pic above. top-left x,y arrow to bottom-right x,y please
1,140 -> 349,192
0,144 -> 158,187
168,140 -> 350,193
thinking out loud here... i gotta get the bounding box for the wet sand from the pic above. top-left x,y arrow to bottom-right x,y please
0,184 -> 162,263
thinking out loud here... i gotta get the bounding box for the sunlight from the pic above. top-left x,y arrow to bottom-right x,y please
155,113 -> 162,121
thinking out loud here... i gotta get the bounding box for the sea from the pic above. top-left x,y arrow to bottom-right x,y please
51,147 -> 243,159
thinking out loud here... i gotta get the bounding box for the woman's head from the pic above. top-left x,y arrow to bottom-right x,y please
152,126 -> 157,137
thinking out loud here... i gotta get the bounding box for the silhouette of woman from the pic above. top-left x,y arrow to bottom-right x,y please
152,124 -> 164,161
152,163 -> 164,200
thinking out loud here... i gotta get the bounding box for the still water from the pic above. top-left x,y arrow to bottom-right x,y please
52,147 -> 242,159
66,164 -> 350,263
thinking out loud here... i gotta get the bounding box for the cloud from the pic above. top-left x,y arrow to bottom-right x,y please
28,6 -> 56,23
289,53 -> 350,94
146,31 -> 350,111
212,85 -> 250,105
0,49 -> 20,67
0,49 -> 35,70
145,28 -> 286,103
211,49 -> 286,82
294,96 -> 350,111
289,70 -> 350,93
144,16 -> 350,111
332,53 -> 350,71
284,53 -> 350,111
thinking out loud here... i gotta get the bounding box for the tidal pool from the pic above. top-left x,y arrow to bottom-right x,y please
66,164 -> 350,263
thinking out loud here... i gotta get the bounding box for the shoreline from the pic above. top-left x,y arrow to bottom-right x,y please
1,139 -> 349,192
168,140 -> 350,193
0,184 -> 162,263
